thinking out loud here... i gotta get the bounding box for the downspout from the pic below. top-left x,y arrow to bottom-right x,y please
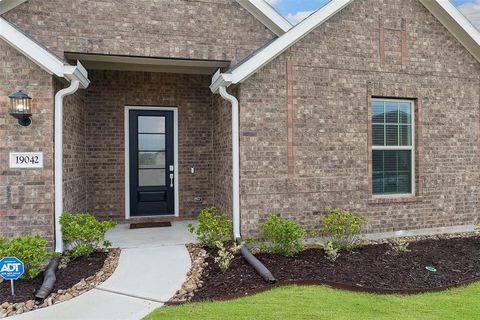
54,79 -> 81,253
219,86 -> 241,240
218,86 -> 276,284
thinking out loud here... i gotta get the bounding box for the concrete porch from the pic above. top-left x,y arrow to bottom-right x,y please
105,220 -> 197,248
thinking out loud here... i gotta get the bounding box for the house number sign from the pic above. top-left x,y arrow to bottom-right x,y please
9,152 -> 43,169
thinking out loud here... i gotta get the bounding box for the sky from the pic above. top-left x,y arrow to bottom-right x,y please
265,0 -> 480,28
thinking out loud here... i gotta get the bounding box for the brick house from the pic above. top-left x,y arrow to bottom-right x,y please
1,0 -> 479,250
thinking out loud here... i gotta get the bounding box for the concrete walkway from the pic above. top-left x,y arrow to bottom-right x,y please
12,221 -> 196,320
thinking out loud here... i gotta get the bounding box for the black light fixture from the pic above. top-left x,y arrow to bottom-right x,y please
9,90 -> 33,126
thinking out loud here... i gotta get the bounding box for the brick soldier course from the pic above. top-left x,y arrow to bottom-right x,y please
1,0 -> 479,244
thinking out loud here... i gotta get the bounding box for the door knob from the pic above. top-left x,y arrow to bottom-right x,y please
169,173 -> 174,188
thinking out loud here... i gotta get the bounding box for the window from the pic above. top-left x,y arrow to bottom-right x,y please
371,99 -> 414,196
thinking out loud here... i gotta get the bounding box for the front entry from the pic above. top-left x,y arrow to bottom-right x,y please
129,109 -> 175,216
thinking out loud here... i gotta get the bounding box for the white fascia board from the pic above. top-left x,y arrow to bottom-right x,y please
0,17 -> 90,87
226,0 -> 352,86
0,0 -> 27,15
0,17 -> 66,76
236,0 -> 292,36
420,0 -> 480,63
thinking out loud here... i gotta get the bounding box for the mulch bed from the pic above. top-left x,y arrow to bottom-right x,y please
0,251 -> 108,304
192,236 -> 480,301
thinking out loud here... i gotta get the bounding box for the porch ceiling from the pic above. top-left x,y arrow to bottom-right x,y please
64,52 -> 231,75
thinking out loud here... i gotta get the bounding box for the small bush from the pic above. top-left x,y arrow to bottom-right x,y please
213,241 -> 243,272
260,215 -> 306,257
0,235 -> 51,280
60,213 -> 116,258
323,241 -> 340,262
188,207 -> 232,247
387,239 -> 411,255
320,208 -> 365,251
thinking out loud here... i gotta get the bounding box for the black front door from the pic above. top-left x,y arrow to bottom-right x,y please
129,110 -> 175,216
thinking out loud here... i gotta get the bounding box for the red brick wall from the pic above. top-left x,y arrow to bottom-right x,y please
238,0 -> 480,236
84,70 -> 214,222
3,0 -> 274,64
0,39 -> 55,242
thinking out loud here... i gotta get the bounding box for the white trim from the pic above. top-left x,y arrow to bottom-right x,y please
0,0 -> 27,15
0,17 -> 65,76
124,106 -> 179,219
212,0 -> 480,93
64,53 -> 230,75
371,98 -> 416,198
211,0 -> 353,92
420,0 -> 480,63
236,0 -> 292,36
0,17 -> 90,88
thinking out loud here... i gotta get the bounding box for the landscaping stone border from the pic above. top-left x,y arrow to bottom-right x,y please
0,249 -> 120,318
168,244 -> 208,304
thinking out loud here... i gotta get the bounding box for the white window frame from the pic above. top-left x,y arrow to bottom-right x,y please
124,106 -> 179,219
371,98 -> 415,198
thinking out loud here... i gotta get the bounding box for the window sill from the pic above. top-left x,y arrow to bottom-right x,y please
367,195 -> 422,204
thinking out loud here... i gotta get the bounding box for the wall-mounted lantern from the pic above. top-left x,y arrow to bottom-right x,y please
9,90 -> 33,126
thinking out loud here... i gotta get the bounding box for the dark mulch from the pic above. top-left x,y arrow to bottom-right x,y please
193,236 -> 480,301
0,251 -> 108,304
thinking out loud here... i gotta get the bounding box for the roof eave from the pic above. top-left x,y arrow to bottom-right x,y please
214,0 -> 480,93
419,0 -> 480,63
236,0 -> 292,36
0,17 -> 90,88
220,0 -> 353,88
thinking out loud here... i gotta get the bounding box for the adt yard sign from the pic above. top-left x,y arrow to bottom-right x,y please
0,257 -> 24,296
0,257 -> 24,280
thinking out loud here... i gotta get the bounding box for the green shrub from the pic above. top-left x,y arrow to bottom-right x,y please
0,235 -> 51,280
259,215 -> 306,257
60,213 -> 116,258
188,207 -> 232,247
320,208 -> 365,251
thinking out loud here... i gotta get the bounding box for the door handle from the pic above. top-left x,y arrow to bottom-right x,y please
169,173 -> 174,188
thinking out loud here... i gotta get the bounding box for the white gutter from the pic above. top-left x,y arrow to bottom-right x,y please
218,86 -> 241,240
54,80 -> 81,253
53,62 -> 89,253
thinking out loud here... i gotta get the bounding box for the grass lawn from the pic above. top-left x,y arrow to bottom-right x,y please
145,283 -> 480,320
